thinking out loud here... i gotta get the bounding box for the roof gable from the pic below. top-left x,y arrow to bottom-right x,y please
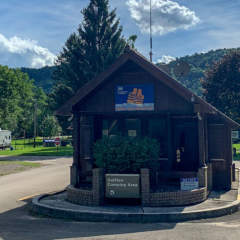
55,48 -> 240,128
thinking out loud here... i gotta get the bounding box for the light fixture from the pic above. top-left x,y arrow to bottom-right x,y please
191,94 -> 195,102
197,112 -> 202,121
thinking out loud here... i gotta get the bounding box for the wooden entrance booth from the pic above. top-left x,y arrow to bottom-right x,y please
56,48 -> 239,206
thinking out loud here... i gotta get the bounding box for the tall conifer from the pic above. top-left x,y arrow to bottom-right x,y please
51,0 -> 129,111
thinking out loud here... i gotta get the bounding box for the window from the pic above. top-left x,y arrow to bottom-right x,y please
125,119 -> 141,137
102,119 -> 122,138
148,118 -> 168,157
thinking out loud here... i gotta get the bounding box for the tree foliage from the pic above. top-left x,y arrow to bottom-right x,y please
0,65 -> 50,137
201,51 -> 240,122
50,0 -> 136,132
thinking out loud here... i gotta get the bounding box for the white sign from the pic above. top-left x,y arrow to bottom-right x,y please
180,177 -> 199,191
232,131 -> 239,139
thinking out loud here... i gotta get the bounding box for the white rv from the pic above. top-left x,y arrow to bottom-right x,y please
0,129 -> 11,149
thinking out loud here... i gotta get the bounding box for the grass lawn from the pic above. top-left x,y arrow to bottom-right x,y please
0,161 -> 42,176
233,143 -> 240,161
0,137 -> 73,156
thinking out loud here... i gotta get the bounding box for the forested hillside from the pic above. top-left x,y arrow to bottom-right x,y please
21,66 -> 56,92
20,48 -> 240,96
157,48 -> 240,96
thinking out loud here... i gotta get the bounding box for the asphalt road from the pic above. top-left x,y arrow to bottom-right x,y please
0,158 -> 240,240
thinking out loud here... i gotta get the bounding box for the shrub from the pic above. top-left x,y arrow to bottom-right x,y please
93,136 -> 160,173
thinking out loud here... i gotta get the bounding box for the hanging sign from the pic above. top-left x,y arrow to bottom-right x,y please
115,84 -> 154,111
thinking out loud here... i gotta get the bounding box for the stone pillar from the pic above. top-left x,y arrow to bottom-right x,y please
141,168 -> 150,206
79,114 -> 94,182
92,168 -> 105,206
71,112 -> 80,187
198,166 -> 208,188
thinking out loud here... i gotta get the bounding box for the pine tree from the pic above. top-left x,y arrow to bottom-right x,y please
51,0 -> 133,110
202,51 -> 240,122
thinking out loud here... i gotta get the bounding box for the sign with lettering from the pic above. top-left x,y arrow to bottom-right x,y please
115,84 -> 154,111
180,177 -> 199,191
105,174 -> 140,198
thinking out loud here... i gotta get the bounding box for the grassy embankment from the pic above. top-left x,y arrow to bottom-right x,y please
0,137 -> 73,156
0,161 -> 42,176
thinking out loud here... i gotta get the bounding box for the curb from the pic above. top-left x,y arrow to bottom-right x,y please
31,194 -> 240,223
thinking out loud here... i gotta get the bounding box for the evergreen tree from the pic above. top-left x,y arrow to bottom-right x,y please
51,0 -> 136,133
51,0 -> 134,110
202,51 -> 240,122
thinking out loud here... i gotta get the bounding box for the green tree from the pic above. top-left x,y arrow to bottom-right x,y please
201,51 -> 240,122
39,115 -> 62,138
0,66 -> 35,135
51,0 -> 137,131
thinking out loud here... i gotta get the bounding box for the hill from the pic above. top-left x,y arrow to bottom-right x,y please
21,66 -> 56,93
157,48 -> 240,96
20,48 -> 240,95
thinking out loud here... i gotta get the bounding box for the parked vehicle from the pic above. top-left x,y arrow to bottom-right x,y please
0,129 -> 11,149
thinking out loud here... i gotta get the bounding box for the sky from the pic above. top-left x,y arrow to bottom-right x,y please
0,0 -> 240,68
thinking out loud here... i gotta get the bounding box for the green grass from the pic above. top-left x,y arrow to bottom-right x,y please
233,143 -> 240,161
0,137 -> 73,156
0,161 -> 42,176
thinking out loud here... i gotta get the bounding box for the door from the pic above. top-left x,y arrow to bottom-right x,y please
173,120 -> 199,171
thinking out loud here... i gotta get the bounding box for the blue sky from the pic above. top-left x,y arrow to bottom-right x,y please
0,0 -> 240,68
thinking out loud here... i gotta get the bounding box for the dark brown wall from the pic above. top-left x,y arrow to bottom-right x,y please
76,61 -> 193,114
208,123 -> 232,189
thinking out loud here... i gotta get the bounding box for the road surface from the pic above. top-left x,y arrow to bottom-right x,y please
0,157 -> 240,240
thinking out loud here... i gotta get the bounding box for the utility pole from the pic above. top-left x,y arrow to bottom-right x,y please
33,103 -> 37,148
149,0 -> 153,62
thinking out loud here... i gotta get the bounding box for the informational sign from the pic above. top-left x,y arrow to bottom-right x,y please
105,174 -> 140,198
180,177 -> 199,191
55,137 -> 61,145
115,84 -> 154,111
232,131 -> 239,139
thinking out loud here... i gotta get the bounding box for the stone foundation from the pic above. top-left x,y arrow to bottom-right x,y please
67,168 -> 104,206
141,168 -> 207,207
67,168 -> 208,207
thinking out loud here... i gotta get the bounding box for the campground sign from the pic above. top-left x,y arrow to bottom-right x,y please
105,174 -> 140,198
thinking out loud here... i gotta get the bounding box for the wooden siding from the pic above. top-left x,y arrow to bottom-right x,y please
76,61 -> 193,114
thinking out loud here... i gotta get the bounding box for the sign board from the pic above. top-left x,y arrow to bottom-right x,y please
180,177 -> 199,191
105,174 -> 140,198
232,131 -> 239,139
115,84 -> 154,111
55,137 -> 61,145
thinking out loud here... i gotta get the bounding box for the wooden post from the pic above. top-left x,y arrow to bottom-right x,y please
79,114 -> 94,182
167,113 -> 172,170
71,112 -> 81,187
198,113 -> 206,167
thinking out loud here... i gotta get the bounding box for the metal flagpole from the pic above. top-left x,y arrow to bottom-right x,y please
149,0 -> 153,62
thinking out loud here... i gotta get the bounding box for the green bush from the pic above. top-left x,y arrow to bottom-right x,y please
93,136 -> 160,173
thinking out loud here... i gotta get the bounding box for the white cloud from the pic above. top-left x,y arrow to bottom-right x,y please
126,0 -> 200,35
0,33 -> 56,68
157,55 -> 176,64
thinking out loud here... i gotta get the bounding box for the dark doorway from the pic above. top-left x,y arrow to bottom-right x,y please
173,119 -> 199,171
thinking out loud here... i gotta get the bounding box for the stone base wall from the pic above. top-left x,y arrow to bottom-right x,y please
67,185 -> 94,206
141,168 -> 207,207
148,187 -> 207,207
67,168 -> 105,206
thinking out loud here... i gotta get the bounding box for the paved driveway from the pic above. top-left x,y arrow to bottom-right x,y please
0,157 -> 240,240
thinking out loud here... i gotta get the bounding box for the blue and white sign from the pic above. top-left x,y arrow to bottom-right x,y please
115,84 -> 154,111
180,177 -> 199,191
